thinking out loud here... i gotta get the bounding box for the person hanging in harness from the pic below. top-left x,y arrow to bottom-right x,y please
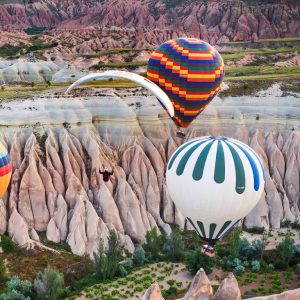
100,167 -> 114,182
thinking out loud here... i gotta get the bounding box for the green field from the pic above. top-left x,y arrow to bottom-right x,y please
84,48 -> 145,59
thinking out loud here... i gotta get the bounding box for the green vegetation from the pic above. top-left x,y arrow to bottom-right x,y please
84,48 -> 144,58
93,230 -> 124,281
132,247 -> 147,266
0,45 -> 22,57
0,235 -> 22,253
34,267 -> 64,300
163,230 -> 185,262
225,65 -> 300,81
0,259 -> 6,281
221,46 -> 300,61
93,60 -> 148,69
185,248 -> 214,275
0,276 -> 33,300
144,228 -> 163,261
24,27 -> 47,35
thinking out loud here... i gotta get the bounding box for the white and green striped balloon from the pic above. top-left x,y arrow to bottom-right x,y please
166,136 -> 265,244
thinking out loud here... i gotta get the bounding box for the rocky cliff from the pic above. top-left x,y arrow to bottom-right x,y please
0,86 -> 299,257
0,0 -> 299,44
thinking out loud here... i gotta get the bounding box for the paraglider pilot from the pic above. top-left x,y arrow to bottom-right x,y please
100,167 -> 114,182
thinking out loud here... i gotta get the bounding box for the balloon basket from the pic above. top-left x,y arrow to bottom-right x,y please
202,244 -> 215,258
176,130 -> 186,139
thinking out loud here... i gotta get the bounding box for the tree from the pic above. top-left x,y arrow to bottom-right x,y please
276,231 -> 295,267
256,232 -> 269,261
227,227 -> 242,259
184,248 -> 214,275
0,276 -> 33,300
163,230 -> 185,262
93,230 -> 124,280
34,266 -> 64,300
144,228 -> 162,261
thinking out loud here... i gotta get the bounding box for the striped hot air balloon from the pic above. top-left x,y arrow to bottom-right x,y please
166,136 -> 265,245
0,142 -> 12,197
147,38 -> 224,129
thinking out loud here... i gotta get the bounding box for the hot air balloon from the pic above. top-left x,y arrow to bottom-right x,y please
65,70 -> 174,118
0,141 -> 12,197
166,136 -> 265,255
147,38 -> 224,137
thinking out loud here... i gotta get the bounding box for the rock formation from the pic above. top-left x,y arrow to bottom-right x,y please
0,87 -> 299,256
182,268 -> 213,299
0,0 -> 299,46
141,270 -> 300,299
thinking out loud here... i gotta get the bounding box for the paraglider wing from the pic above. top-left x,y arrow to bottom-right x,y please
65,71 -> 174,118
0,142 -> 12,197
166,136 -> 265,245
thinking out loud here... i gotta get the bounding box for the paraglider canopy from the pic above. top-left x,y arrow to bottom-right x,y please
65,70 -> 175,118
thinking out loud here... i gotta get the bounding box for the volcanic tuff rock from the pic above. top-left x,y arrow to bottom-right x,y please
0,0 -> 299,46
0,87 -> 299,256
141,270 -> 300,299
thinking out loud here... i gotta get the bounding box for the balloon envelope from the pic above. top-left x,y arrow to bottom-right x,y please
166,136 -> 265,244
0,142 -> 12,197
147,38 -> 224,128
65,71 -> 174,118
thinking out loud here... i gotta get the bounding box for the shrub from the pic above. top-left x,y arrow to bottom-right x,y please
243,260 -> 249,267
244,227 -> 265,234
0,235 -> 22,253
34,266 -> 64,300
0,86 -> 4,91
117,265 -> 127,277
281,220 -> 292,228
227,258 -> 242,268
234,265 -> 245,275
0,276 -> 33,300
184,248 -> 214,275
121,258 -> 133,271
274,259 -> 286,270
163,230 -> 185,262
251,260 -> 261,272
162,286 -> 177,297
132,247 -> 147,266
167,279 -> 175,286
144,228 -> 162,261
268,264 -> 274,270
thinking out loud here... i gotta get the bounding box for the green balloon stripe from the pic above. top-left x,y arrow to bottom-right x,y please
215,220 -> 232,240
197,221 -> 206,238
192,141 -> 214,180
187,217 -> 202,237
176,140 -> 207,175
225,141 -> 246,194
168,139 -> 200,170
214,141 -> 225,184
